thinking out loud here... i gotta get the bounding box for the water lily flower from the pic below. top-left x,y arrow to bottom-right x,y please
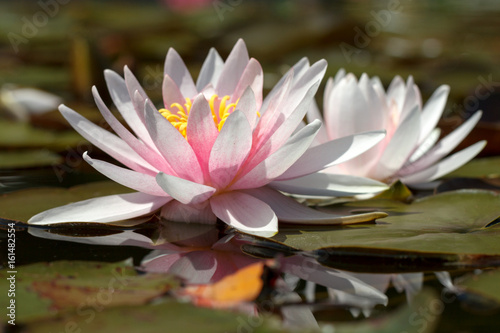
309,69 -> 486,185
28,40 -> 387,237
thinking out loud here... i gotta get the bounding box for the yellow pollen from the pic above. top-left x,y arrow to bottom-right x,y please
159,95 -> 244,138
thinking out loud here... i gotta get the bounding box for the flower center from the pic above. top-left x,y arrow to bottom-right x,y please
159,95 -> 238,138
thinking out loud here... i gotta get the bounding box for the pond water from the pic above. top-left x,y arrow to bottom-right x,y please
1,1 -> 500,332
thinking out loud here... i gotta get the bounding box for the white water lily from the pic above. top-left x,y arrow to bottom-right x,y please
308,69 -> 486,185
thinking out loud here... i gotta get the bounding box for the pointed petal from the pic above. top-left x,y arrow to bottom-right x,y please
186,94 -> 219,179
104,70 -> 152,144
277,131 -> 386,180
196,48 -> 224,91
84,153 -> 168,197
28,192 -> 170,225
216,39 -> 249,97
401,111 -> 483,175
162,74 -> 186,107
372,105 -> 421,180
418,85 -> 449,144
156,172 -> 215,205
236,86 -> 258,128
209,110 -> 252,189
92,86 -> 173,174
271,173 -> 388,197
160,200 -> 218,224
232,120 -> 320,190
210,191 -> 277,237
400,140 -> 487,184
408,128 -> 441,163
306,101 -> 329,145
144,100 -> 204,183
244,187 -> 387,225
231,58 -> 263,109
58,104 -> 155,175
164,48 -> 197,97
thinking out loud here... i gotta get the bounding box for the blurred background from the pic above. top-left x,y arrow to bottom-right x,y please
0,0 -> 499,188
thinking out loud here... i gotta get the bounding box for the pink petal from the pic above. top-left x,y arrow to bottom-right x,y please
162,74 -> 186,107
143,100 -> 204,183
209,110 -> 252,189
196,48 -> 224,91
156,172 -> 215,205
209,191 -> 277,237
399,76 -> 421,121
277,130 -> 386,180
270,173 -> 388,197
58,104 -> 155,175
236,87 -> 258,129
167,251 -> 218,284
400,140 -> 487,184
231,58 -> 263,109
84,153 -> 169,197
306,102 -> 329,145
28,192 -> 170,225
92,86 -> 174,175
186,94 -> 219,180
164,48 -> 197,98
160,199 -> 218,224
104,70 -> 153,145
215,39 -> 249,97
232,120 -> 320,190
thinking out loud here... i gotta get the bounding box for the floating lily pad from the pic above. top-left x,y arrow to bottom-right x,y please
0,120 -> 85,151
0,150 -> 62,169
456,269 -> 500,305
0,260 -> 178,323
272,190 -> 500,256
446,156 -> 500,179
0,181 -> 133,223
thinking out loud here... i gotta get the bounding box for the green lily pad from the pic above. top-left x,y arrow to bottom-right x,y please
0,260 -> 178,323
0,120 -> 85,151
0,150 -> 62,169
0,181 -> 133,223
446,156 -> 500,179
21,299 -> 281,333
273,190 -> 500,256
456,269 -> 500,305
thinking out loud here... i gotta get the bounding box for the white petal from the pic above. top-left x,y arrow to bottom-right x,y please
418,85 -> 449,144
156,172 -> 215,205
401,111 -> 483,175
83,152 -> 168,197
244,187 -> 384,224
271,173 -> 388,197
277,130 -> 386,180
28,192 -> 170,225
372,105 -> 421,180
400,140 -> 487,184
236,86 -> 258,128
210,191 -> 277,237
196,48 -> 224,91
160,200 -> 217,224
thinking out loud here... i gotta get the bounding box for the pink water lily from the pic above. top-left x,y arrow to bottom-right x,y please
28,40 -> 387,236
308,69 -> 487,185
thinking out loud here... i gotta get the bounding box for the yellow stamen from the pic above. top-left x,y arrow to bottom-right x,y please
159,94 -> 248,138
